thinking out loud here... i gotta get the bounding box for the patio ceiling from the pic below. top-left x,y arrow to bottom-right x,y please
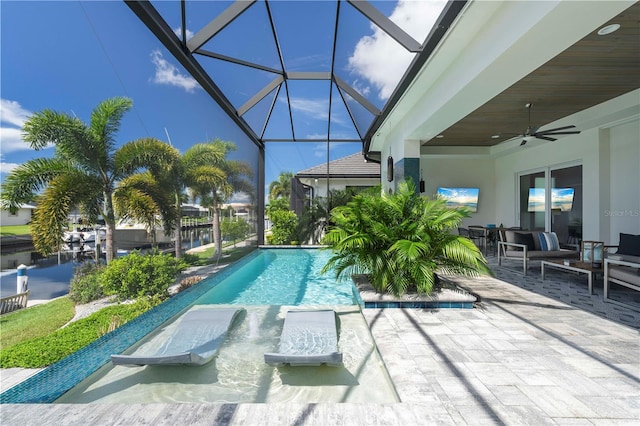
125,0 -> 465,153
419,1 -> 640,148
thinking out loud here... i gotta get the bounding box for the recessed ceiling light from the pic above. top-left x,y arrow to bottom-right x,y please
491,134 -> 501,139
435,134 -> 444,138
598,24 -> 620,36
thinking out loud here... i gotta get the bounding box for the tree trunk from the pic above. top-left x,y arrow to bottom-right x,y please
103,191 -> 117,263
174,195 -> 182,258
213,202 -> 222,260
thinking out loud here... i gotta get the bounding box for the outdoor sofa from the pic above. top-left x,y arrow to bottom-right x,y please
498,230 -> 579,275
604,233 -> 640,310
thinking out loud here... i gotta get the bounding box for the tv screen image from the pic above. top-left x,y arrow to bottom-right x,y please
527,188 -> 575,212
436,187 -> 479,212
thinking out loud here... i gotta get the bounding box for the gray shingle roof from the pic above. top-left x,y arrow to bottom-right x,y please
295,153 -> 380,179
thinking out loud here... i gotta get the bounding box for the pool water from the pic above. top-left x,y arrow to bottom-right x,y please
195,249 -> 354,305
56,305 -> 398,404
51,248 -> 398,404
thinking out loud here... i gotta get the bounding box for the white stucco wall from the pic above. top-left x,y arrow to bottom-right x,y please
298,177 -> 379,199
420,157 -> 496,228
0,207 -> 33,226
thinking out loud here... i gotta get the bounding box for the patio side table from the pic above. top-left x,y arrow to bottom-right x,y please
541,260 -> 603,295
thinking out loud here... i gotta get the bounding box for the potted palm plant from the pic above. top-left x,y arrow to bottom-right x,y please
322,180 -> 491,296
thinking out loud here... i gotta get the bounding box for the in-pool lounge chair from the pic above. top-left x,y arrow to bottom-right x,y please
111,307 -> 243,366
264,309 -> 343,367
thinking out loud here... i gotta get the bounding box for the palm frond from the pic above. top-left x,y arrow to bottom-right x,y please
89,97 -> 133,156
0,158 -> 74,209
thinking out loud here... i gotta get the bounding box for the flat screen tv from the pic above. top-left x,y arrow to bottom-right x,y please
436,187 -> 479,212
527,188 -> 575,212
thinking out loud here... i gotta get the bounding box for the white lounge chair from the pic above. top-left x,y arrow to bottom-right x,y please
264,309 -> 343,367
111,307 -> 243,366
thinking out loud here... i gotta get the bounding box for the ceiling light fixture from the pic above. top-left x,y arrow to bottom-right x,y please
597,23 -> 620,35
435,134 -> 444,138
491,134 -> 501,139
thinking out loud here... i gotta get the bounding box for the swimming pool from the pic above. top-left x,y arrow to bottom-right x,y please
1,248 -> 397,403
194,248 -> 355,305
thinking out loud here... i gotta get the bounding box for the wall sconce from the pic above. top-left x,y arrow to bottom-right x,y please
419,169 -> 425,193
387,155 -> 394,182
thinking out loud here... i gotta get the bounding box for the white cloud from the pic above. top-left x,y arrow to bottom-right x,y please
289,98 -> 330,120
173,27 -> 194,40
0,99 -> 32,153
1,99 -> 30,127
0,160 -> 20,175
288,98 -> 349,127
150,49 -> 200,93
348,0 -> 445,101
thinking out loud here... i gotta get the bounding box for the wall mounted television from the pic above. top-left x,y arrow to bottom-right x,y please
527,188 -> 575,212
436,187 -> 479,212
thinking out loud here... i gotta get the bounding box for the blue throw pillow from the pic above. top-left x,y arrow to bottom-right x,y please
538,232 -> 560,251
618,233 -> 640,256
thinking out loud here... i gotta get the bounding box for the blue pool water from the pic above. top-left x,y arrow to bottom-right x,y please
195,248 -> 355,305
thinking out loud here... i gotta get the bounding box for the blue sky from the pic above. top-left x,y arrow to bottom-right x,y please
1,0 -> 444,203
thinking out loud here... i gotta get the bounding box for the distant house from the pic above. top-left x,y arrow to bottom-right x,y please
1,204 -> 36,226
292,153 -> 380,216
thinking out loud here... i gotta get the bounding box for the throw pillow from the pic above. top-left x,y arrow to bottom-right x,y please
538,232 -> 560,251
514,232 -> 535,251
618,233 -> 640,256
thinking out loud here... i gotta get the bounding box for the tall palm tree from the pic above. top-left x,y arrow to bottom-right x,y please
183,140 -> 253,259
115,138 -> 183,256
0,97 -> 145,262
268,171 -> 294,202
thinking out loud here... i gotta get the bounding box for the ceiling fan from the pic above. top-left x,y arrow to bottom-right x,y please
505,103 -> 581,146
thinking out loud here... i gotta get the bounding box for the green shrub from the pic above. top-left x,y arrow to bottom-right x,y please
68,262 -> 105,304
0,299 -> 158,368
180,252 -> 200,265
100,250 -> 186,301
269,210 -> 298,245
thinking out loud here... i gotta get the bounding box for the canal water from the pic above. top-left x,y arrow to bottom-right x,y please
0,236 -> 211,302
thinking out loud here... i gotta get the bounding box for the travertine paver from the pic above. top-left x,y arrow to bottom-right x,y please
360,262 -> 640,425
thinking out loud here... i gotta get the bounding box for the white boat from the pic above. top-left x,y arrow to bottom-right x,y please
63,227 -> 106,243
115,219 -> 173,250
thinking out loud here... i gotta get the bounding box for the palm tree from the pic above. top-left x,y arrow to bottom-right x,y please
322,179 -> 491,296
268,171 -> 294,202
114,138 -> 183,256
182,140 -> 253,259
0,97 -> 147,262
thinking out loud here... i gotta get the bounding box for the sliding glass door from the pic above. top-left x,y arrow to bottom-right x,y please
518,164 -> 583,247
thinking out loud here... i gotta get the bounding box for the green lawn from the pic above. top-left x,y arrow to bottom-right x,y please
0,224 -> 31,236
0,297 -> 75,349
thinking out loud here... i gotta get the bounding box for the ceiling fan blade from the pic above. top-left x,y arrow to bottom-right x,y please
535,135 -> 557,142
536,125 -> 577,133
537,130 -> 581,136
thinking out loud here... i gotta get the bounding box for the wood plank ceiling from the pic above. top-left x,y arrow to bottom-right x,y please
423,2 -> 640,147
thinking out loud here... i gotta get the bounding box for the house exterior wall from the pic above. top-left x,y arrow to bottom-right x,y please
297,177 -> 380,199
420,157 -> 497,228
1,208 -> 33,226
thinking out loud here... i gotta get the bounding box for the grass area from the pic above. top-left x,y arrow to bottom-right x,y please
188,245 -> 256,265
0,299 -> 157,368
0,298 -> 75,349
0,224 -> 31,236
